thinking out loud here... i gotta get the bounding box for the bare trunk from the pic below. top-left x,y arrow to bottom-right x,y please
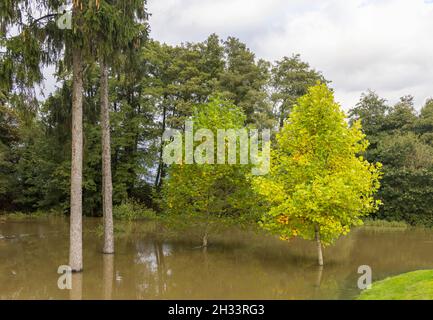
100,59 -> 114,254
69,46 -> 83,272
315,224 -> 324,266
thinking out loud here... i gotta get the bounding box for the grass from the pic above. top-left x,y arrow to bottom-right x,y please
0,210 -> 61,221
358,270 -> 433,300
362,219 -> 409,229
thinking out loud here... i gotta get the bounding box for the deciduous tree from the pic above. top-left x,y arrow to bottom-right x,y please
254,84 -> 382,265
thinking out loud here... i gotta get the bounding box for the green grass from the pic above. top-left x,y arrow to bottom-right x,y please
0,210 -> 60,220
362,219 -> 409,229
358,270 -> 433,300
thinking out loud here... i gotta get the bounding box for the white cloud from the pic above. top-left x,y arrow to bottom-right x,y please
148,0 -> 433,111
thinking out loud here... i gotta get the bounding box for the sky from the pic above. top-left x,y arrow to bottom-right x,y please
147,0 -> 433,111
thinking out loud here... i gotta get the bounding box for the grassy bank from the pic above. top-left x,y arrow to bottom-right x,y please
358,270 -> 433,300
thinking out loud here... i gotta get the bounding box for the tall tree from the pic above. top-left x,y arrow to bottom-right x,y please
384,95 -> 417,132
270,54 -> 327,128
89,0 -> 149,254
1,0 -> 83,269
220,37 -> 273,128
348,90 -> 389,137
69,3 -> 84,270
99,58 -> 113,253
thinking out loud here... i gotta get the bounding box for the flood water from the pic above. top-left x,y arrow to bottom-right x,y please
1,217 -> 433,299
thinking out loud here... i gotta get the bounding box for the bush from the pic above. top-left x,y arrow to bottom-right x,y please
113,199 -> 156,221
376,168 -> 433,227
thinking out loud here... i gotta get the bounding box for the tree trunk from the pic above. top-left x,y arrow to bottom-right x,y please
100,59 -> 114,254
69,46 -> 83,272
155,101 -> 167,189
315,224 -> 324,266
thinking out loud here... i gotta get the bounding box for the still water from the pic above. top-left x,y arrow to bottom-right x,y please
1,217 -> 433,299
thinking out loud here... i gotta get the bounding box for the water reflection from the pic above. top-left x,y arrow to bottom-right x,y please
1,217 -> 433,299
70,273 -> 82,300
102,254 -> 113,300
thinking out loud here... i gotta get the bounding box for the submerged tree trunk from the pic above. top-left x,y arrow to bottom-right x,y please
314,224 -> 324,266
100,59 -> 114,254
69,46 -> 83,272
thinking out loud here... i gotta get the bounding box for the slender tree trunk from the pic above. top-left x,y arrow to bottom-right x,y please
155,101 -> 167,189
315,224 -> 324,266
100,59 -> 114,254
279,113 -> 284,128
69,46 -> 83,272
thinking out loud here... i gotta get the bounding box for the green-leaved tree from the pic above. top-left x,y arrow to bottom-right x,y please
162,96 -> 263,247
253,84 -> 382,266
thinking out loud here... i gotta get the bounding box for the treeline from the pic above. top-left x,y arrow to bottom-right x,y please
350,92 -> 433,225
1,34 -> 433,226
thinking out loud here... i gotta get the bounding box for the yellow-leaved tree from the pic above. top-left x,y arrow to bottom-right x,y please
253,83 -> 382,266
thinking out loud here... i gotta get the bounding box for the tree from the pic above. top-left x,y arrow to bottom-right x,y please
99,59 -> 113,254
348,90 -> 389,137
415,98 -> 433,140
69,3 -> 85,272
0,0 -> 84,270
384,95 -> 417,132
220,37 -> 274,128
89,0 -> 149,254
162,96 -> 262,247
348,90 -> 389,163
270,54 -> 327,128
253,84 -> 382,266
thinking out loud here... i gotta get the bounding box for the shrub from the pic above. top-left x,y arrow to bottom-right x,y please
113,199 -> 156,221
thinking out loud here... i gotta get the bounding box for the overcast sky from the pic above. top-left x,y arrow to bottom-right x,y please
147,0 -> 433,111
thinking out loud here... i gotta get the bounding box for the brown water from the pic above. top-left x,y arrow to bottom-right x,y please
1,217 -> 433,300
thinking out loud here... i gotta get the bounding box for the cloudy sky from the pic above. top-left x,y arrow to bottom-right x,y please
147,0 -> 433,111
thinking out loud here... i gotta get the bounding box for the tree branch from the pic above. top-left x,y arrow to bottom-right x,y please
30,13 -> 60,27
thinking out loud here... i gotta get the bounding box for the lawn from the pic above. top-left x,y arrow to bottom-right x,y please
358,270 -> 433,300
